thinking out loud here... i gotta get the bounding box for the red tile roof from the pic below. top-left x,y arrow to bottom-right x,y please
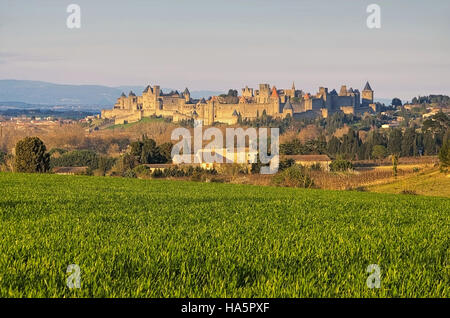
271,86 -> 279,98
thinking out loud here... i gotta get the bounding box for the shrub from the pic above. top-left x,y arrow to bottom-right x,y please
209,176 -> 226,183
164,166 -> 185,177
151,169 -> 164,178
123,169 -> 137,178
372,145 -> 388,160
133,165 -> 151,178
190,170 -> 203,182
272,165 -> 314,188
110,153 -> 136,176
130,135 -> 172,164
279,158 -> 295,171
0,151 -> 7,165
14,137 -> 50,173
77,167 -> 93,176
0,153 -> 14,172
309,162 -> 323,171
329,159 -> 353,172
97,156 -> 117,176
218,164 -> 249,176
48,148 -> 67,158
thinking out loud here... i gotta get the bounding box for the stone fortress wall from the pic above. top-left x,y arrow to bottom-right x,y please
101,82 -> 375,125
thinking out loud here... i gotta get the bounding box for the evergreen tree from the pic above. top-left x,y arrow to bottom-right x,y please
130,135 -> 166,164
392,154 -> 399,177
14,137 -> 50,173
358,142 -> 370,160
140,136 -> 158,164
327,136 -> 341,156
439,139 -> 450,170
392,98 -> 402,107
401,128 -> 417,157
372,145 -> 388,161
363,130 -> 387,160
158,142 -> 174,163
340,129 -> 361,160
387,129 -> 402,155
130,140 -> 143,159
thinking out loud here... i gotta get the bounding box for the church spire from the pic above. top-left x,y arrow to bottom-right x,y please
363,81 -> 373,91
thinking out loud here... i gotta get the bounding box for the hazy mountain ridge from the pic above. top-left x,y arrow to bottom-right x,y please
0,80 -> 223,110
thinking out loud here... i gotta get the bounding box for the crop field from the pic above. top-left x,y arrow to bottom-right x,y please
0,172 -> 448,297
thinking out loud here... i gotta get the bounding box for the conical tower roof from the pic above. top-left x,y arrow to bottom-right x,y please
363,81 -> 373,91
271,86 -> 279,98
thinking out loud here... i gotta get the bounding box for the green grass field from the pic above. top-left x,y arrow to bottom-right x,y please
106,116 -> 166,130
0,173 -> 448,297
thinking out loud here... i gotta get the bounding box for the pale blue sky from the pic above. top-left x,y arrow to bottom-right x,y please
0,0 -> 449,100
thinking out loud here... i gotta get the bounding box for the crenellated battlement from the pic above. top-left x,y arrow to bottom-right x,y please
102,82 -> 374,124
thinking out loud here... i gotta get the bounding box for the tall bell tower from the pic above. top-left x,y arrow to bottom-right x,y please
362,81 -> 374,106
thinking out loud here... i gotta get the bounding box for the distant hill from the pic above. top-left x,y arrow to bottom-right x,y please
0,80 -> 224,110
0,80 -> 122,108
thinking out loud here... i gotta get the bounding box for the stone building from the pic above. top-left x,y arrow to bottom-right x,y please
302,82 -> 375,117
101,82 -> 375,125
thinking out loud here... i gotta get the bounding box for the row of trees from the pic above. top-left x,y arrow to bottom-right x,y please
411,95 -> 450,106
8,135 -> 174,175
281,124 -> 449,161
238,112 -> 293,134
50,150 -> 101,170
280,136 -> 327,155
5,136 -> 450,176
327,127 -> 447,160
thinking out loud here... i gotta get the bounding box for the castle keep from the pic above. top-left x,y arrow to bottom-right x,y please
101,82 -> 375,125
